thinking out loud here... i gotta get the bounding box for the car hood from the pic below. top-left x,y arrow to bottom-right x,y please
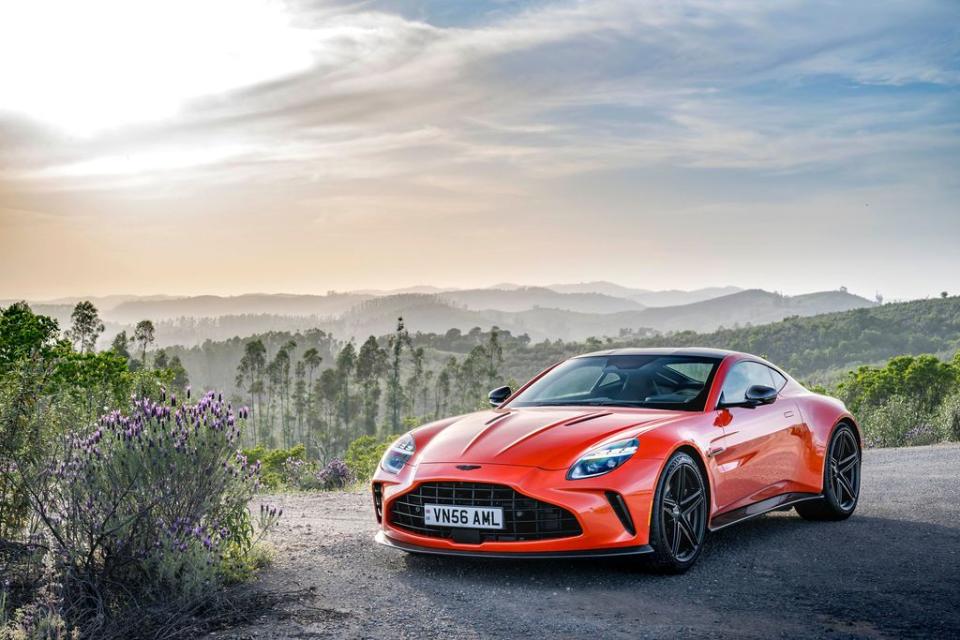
415,407 -> 688,470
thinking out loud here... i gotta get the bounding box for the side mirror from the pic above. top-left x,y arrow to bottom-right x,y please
488,385 -> 512,407
744,384 -> 778,406
719,385 -> 778,409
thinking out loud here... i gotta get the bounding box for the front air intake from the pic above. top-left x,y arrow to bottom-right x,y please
605,491 -> 636,536
372,482 -> 383,523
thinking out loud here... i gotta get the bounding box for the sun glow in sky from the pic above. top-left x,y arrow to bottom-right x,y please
0,0 -> 958,300
0,0 -> 313,135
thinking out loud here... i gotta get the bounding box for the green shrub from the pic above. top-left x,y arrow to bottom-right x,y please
6,392 -> 279,638
241,443 -> 306,489
859,397 -> 942,448
344,434 -> 399,483
936,392 -> 960,441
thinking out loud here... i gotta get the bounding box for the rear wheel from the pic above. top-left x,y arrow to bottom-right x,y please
796,423 -> 861,521
645,452 -> 708,573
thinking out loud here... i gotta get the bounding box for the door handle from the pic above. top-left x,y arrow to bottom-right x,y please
783,410 -> 794,418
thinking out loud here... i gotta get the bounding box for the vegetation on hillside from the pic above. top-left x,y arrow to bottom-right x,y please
145,296 -> 960,459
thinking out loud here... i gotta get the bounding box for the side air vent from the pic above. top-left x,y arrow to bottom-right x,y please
605,491 -> 636,536
372,482 -> 384,523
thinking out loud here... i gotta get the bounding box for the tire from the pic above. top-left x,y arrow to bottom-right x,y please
645,452 -> 708,574
796,423 -> 861,521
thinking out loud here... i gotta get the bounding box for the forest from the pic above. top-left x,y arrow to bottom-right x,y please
136,294 -> 960,458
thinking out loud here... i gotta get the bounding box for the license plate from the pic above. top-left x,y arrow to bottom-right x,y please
424,504 -> 504,529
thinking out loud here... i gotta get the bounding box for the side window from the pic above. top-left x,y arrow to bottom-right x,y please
767,367 -> 787,390
720,362 -> 778,405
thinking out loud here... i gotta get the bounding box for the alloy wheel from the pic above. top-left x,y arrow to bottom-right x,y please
830,428 -> 860,511
660,462 -> 707,562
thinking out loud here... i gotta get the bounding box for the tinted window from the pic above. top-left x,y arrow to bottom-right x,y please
509,354 -> 721,411
720,362 -> 779,405
767,367 -> 787,390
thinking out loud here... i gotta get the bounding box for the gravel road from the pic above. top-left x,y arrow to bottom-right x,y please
208,443 -> 960,639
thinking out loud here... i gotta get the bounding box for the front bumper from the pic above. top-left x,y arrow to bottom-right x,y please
373,458 -> 665,555
375,530 -> 653,559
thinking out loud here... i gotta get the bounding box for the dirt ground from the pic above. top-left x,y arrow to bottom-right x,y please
206,443 -> 960,639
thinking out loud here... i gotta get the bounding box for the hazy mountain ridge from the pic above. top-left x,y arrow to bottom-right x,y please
143,289 -> 871,347
5,285 -> 873,347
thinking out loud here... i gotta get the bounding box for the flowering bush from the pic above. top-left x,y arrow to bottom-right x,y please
7,390 -> 279,639
240,444 -> 306,489
316,459 -> 352,490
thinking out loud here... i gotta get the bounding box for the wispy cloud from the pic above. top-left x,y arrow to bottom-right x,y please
0,0 -> 957,299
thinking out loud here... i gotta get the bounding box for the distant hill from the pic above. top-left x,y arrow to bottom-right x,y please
438,287 -> 644,313
629,286 -> 745,307
517,282 -> 744,306
5,285 -> 872,347
325,288 -> 873,343
616,295 -> 960,383
108,293 -> 373,323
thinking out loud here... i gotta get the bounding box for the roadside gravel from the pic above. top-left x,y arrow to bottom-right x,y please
207,443 -> 960,639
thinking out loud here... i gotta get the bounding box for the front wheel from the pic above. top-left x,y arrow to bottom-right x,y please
645,452 -> 708,573
796,423 -> 861,521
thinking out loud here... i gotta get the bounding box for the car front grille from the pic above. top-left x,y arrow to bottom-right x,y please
388,481 -> 582,542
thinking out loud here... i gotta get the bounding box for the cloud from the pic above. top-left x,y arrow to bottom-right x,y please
0,1 -> 957,305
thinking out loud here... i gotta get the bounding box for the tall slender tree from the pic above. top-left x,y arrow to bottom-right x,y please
237,339 -> 266,445
386,317 -> 410,432
335,341 -> 357,431
67,300 -> 105,353
356,336 -> 387,435
133,320 -> 155,367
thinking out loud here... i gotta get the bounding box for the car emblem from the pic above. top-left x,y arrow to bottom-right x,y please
456,464 -> 482,471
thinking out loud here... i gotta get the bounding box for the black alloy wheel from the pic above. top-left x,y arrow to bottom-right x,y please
647,452 -> 708,573
796,423 -> 861,521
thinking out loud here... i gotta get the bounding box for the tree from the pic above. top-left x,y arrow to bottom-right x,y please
67,300 -> 105,353
406,346 -> 425,418
153,349 -> 169,370
237,339 -> 267,445
302,348 -> 322,386
133,320 -> 155,367
486,327 -> 503,389
270,342 -> 294,446
110,331 -> 131,361
386,318 -> 410,432
435,357 -> 457,417
942,291 -> 949,299
169,355 -> 189,391
0,302 -> 61,374
356,336 -> 387,435
335,341 -> 357,429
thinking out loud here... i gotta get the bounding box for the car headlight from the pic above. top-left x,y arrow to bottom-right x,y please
567,438 -> 639,480
380,432 -> 416,474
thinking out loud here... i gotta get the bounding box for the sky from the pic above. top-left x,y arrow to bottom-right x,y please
0,0 -> 957,301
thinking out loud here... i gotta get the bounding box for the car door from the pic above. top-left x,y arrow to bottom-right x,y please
711,361 -> 803,512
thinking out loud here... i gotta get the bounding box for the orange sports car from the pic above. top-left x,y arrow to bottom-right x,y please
372,348 -> 861,572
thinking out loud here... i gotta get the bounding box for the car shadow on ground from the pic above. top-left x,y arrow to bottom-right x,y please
384,511 -> 960,638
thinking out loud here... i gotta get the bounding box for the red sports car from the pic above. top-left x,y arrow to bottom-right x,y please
372,348 -> 862,572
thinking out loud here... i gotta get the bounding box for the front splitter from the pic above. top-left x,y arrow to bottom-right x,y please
374,530 -> 652,559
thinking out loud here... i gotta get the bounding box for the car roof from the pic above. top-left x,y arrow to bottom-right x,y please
574,347 -> 744,360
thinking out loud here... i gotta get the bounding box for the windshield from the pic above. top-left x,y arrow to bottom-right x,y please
507,354 -> 721,411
